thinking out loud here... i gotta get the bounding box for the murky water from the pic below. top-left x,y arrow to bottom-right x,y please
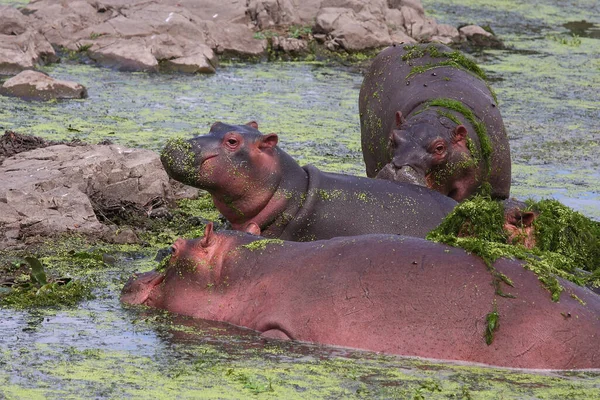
1,0 -> 600,398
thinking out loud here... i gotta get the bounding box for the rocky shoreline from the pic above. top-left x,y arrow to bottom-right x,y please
1,1 -> 501,89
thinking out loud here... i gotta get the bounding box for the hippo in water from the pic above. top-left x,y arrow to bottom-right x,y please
160,121 -> 457,241
122,223 -> 600,369
359,43 -> 511,201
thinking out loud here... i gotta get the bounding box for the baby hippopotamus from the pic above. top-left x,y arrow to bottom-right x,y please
122,223 -> 600,369
359,43 -> 511,201
160,121 -> 457,241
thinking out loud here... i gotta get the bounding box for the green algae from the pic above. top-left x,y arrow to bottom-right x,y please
401,44 -> 498,102
484,303 -> 500,345
242,239 -> 285,251
0,278 -> 93,309
427,196 -> 600,300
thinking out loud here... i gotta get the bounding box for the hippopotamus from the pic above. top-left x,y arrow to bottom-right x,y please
160,121 -> 457,241
122,223 -> 600,369
359,43 -> 511,201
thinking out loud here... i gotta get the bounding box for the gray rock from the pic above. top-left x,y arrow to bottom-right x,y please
247,0 -> 300,29
0,29 -> 58,75
0,70 -> 87,101
0,143 -> 180,248
271,36 -> 308,53
315,7 -> 392,51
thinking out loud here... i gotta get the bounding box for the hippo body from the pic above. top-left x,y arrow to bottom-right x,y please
122,225 -> 600,369
161,122 -> 457,240
359,43 -> 511,201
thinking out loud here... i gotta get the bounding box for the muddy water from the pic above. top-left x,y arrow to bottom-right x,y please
1,0 -> 600,398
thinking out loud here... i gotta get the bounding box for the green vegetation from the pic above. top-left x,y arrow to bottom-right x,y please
242,239 -> 285,251
548,33 -> 582,47
402,44 -> 488,81
427,196 -> 600,301
0,257 -> 94,309
484,303 -> 500,345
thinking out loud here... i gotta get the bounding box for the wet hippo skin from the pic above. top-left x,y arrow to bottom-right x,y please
122,224 -> 600,369
161,121 -> 457,240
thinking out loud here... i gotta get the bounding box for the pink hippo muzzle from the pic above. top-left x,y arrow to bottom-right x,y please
121,270 -> 165,305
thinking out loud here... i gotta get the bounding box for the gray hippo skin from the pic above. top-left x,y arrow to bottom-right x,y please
359,43 -> 511,201
161,121 -> 457,240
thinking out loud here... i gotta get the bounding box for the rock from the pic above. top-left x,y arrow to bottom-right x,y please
0,70 -> 87,101
271,36 -> 308,54
202,20 -> 267,56
160,45 -> 217,74
0,142 -> 177,249
459,25 -> 503,48
0,5 -> 29,35
1,0 -> 501,73
246,0 -> 300,29
0,29 -> 58,75
315,7 -> 392,51
388,0 -> 425,15
87,37 -> 159,72
431,24 -> 460,45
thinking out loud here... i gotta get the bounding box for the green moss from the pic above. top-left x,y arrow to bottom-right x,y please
1,278 -> 93,309
427,196 -> 600,300
484,303 -> 500,345
242,239 -> 285,251
529,199 -> 600,274
402,45 -> 488,81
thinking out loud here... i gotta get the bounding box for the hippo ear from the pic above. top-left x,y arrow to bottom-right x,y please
200,222 -> 214,247
452,125 -> 468,143
395,111 -> 405,128
259,133 -> 278,150
519,211 -> 537,227
246,121 -> 259,130
243,221 -> 261,236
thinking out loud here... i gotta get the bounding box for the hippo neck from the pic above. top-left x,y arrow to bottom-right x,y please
213,150 -> 309,236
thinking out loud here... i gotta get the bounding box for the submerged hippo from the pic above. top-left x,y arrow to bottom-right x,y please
122,223 -> 600,369
160,121 -> 457,241
359,43 -> 511,201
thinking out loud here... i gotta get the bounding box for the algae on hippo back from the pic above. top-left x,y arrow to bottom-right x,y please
427,196 -> 600,301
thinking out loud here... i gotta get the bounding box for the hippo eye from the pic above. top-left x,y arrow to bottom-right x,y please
434,144 -> 445,154
225,137 -> 240,149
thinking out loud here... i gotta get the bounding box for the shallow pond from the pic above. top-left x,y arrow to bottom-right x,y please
1,0 -> 599,398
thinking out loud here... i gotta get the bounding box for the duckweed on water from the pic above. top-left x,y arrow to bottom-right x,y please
427,196 -> 600,301
0,257 -> 94,309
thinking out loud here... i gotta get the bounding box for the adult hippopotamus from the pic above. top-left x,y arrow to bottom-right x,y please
160,121 -> 457,241
122,223 -> 600,369
359,43 -> 511,201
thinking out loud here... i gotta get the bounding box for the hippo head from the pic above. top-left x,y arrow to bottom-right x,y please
502,199 -> 538,248
160,121 -> 281,194
121,223 -> 256,315
376,109 -> 476,201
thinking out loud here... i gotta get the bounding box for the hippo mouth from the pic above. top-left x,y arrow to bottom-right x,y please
200,153 -> 218,166
376,163 -> 427,187
121,270 -> 165,305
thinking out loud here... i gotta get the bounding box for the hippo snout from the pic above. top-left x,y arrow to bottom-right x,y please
376,163 -> 427,186
121,270 -> 165,305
